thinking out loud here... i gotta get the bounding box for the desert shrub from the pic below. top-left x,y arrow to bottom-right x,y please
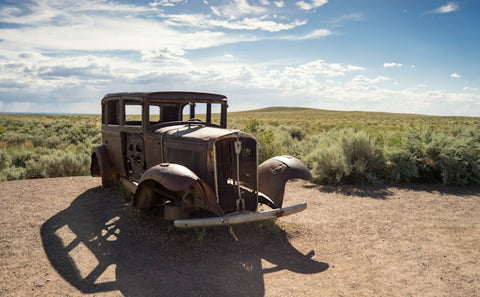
385,149 -> 419,183
285,126 -> 304,141
402,128 -> 480,185
243,118 -> 262,134
0,149 -> 9,170
1,166 -> 27,181
25,150 -> 90,178
10,148 -> 36,168
0,114 -> 101,181
305,128 -> 385,184
242,120 -> 290,162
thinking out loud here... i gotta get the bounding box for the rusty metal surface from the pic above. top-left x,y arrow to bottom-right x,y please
155,123 -> 242,141
131,164 -> 224,216
90,145 -> 116,187
103,91 -> 227,103
173,202 -> 307,228
125,132 -> 144,179
258,156 -> 312,208
138,164 -> 198,192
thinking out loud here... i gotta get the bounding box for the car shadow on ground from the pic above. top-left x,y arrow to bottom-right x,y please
41,187 -> 328,297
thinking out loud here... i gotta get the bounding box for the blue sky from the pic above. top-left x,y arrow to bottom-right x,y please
0,0 -> 479,115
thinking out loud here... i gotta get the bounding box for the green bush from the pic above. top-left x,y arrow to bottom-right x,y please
385,149 -> 419,183
305,128 -> 385,184
0,114 -> 100,181
399,128 -> 480,185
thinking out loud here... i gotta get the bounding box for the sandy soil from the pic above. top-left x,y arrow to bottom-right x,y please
0,176 -> 479,297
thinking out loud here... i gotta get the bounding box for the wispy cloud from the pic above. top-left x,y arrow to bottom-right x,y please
349,75 -> 391,86
141,48 -> 191,65
384,62 -> 402,68
282,28 -> 332,40
164,13 -> 306,32
149,0 -> 185,7
426,2 -> 459,14
210,0 -> 267,18
296,0 -> 328,11
450,73 -> 461,78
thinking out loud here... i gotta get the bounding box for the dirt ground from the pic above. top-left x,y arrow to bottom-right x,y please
0,176 -> 479,297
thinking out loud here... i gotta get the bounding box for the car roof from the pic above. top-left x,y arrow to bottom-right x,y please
102,91 -> 227,104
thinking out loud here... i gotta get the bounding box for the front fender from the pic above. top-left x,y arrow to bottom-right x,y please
258,156 -> 312,208
90,145 -> 116,187
132,164 -> 223,216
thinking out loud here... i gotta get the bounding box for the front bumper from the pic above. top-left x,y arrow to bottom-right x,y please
173,202 -> 307,229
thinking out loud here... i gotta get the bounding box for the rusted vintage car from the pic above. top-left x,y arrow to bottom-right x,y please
90,92 -> 312,228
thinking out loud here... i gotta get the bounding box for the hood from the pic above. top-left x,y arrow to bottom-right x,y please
153,123 -> 253,142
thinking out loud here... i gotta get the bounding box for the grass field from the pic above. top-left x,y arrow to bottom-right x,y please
1,108 -> 479,185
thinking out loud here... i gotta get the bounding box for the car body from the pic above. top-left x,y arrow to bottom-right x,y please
90,91 -> 312,228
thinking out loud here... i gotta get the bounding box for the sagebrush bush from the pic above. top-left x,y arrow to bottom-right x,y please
305,128 -> 385,184
385,149 -> 419,183
0,114 -> 100,181
401,128 -> 480,185
242,120 -> 299,162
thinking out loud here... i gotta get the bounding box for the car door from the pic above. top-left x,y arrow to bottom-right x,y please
123,99 -> 145,180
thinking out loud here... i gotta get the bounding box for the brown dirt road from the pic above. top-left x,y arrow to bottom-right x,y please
0,176 -> 479,296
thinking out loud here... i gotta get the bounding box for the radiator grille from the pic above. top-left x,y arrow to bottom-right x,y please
215,137 -> 257,213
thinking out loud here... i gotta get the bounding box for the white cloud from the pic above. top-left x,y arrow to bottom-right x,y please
383,62 -> 402,68
429,2 -> 459,14
296,0 -> 328,11
274,1 -> 284,8
450,73 -> 461,78
1,52 -> 479,116
211,0 -> 267,18
259,0 -> 270,5
347,65 -> 365,71
141,48 -> 190,64
0,0 -> 155,25
149,0 -> 184,7
282,28 -> 331,40
164,13 -> 306,32
210,6 -> 221,16
463,86 -> 478,91
349,75 -> 391,86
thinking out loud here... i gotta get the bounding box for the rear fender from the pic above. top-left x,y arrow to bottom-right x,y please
132,164 -> 223,216
90,145 -> 116,187
258,156 -> 312,208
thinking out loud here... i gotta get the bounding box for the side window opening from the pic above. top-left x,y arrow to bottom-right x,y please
210,103 -> 222,126
103,100 -> 119,125
149,105 -> 161,125
124,102 -> 142,126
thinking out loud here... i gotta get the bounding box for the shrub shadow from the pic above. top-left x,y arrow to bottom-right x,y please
41,187 -> 328,297
304,183 -> 480,199
305,183 -> 394,200
391,184 -> 480,197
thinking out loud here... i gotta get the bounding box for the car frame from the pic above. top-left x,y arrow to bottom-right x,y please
90,91 -> 312,228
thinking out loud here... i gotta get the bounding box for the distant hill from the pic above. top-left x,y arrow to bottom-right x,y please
228,106 -> 480,133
